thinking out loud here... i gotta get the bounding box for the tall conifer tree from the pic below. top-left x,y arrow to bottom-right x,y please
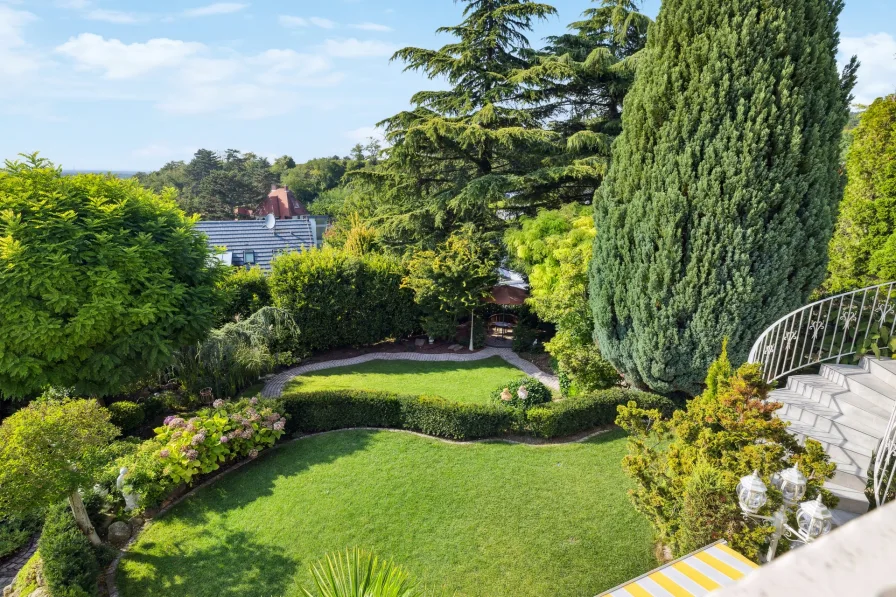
589,0 -> 857,394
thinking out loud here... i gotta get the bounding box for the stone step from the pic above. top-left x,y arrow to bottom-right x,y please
824,481 -> 869,514
830,508 -> 862,527
863,357 -> 896,388
787,422 -> 872,478
820,364 -> 896,411
784,377 -> 892,430
773,391 -> 887,452
831,469 -> 868,493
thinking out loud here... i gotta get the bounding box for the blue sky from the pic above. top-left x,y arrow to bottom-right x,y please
1,0 -> 894,171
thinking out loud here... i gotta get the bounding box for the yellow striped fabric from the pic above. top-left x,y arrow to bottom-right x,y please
598,541 -> 758,597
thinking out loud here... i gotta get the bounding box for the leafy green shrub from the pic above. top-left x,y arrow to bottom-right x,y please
39,502 -> 99,597
278,390 -> 514,440
298,548 -> 424,597
170,306 -> 298,397
153,398 -> 286,485
0,511 -> 42,558
490,377 -> 552,409
270,248 -> 418,354
112,440 -> 171,513
107,401 -> 146,434
0,156 -> 222,398
217,266 -> 272,324
525,389 -> 674,438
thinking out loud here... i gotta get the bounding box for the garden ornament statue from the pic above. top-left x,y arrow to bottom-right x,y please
517,386 -> 528,402
117,466 -> 140,512
500,388 -> 512,402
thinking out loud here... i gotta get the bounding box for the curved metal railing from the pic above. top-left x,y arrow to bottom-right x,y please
748,282 -> 896,383
747,281 -> 896,508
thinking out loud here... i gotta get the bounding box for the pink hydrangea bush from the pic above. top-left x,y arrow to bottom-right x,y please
154,398 -> 287,485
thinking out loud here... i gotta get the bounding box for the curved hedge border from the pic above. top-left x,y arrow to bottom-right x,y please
276,388 -> 675,440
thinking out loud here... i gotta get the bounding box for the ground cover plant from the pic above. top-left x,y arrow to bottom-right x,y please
282,358 -> 531,404
116,429 -> 654,597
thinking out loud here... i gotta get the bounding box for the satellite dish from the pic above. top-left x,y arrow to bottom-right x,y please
264,213 -> 276,230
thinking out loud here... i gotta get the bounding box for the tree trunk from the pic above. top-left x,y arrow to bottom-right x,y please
68,490 -> 102,546
469,310 -> 475,352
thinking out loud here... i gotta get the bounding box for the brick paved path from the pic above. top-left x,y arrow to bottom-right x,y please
0,536 -> 38,592
262,347 -> 559,397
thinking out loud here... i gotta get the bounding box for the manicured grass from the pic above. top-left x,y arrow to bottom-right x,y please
282,357 -> 529,404
117,429 -> 655,597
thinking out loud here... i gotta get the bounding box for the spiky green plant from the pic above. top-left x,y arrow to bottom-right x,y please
299,548 -> 425,597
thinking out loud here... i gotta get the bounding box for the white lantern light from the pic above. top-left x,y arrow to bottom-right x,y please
517,386 -> 529,402
775,465 -> 808,504
796,495 -> 833,539
737,470 -> 768,514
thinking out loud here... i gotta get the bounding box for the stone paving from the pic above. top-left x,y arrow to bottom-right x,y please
0,536 -> 38,592
262,347 -> 560,397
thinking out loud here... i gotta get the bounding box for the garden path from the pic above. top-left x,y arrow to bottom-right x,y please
0,535 -> 37,592
261,347 -> 560,397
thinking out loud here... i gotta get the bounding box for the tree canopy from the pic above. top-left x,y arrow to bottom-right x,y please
0,155 -> 222,398
590,0 -> 857,394
827,94 -> 896,292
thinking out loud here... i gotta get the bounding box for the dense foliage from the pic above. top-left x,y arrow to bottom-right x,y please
827,94 -> 896,292
615,344 -> 837,561
0,511 -> 42,559
216,266 -> 272,324
107,401 -> 146,435
490,377 -> 552,409
39,501 -> 100,597
0,398 -> 118,544
271,248 -> 418,354
403,229 -> 498,341
277,390 -> 516,440
0,155 -> 222,398
505,205 -> 619,392
590,0 -> 857,394
170,306 -> 298,397
526,388 -> 673,438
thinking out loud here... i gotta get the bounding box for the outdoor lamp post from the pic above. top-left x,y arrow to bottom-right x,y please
736,467 -> 832,562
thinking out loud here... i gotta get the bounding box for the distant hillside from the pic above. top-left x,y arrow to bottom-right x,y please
62,170 -> 138,179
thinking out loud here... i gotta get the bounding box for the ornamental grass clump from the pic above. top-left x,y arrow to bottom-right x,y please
299,547 -> 425,597
155,398 -> 286,485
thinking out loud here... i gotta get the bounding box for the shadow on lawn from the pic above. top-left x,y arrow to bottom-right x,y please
119,431 -> 377,597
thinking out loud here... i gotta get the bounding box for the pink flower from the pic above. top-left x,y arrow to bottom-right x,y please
249,397 -> 258,406
248,449 -> 259,459
163,416 -> 174,425
159,449 -> 170,458
220,435 -> 229,444
241,429 -> 253,439
191,432 -> 207,446
185,449 -> 198,461
212,399 -> 225,409
167,417 -> 185,428
273,420 -> 285,431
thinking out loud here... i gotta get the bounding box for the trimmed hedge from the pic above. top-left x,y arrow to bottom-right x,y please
270,248 -> 418,354
525,389 -> 675,438
106,401 -> 145,434
278,387 -> 674,440
39,502 -> 99,597
277,390 -> 514,440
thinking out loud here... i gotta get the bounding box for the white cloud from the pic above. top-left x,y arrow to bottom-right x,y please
279,15 -> 308,28
85,9 -> 141,24
309,17 -> 336,29
840,33 -> 896,106
183,3 -> 247,17
55,0 -> 90,8
349,22 -> 392,32
56,34 -> 205,79
0,5 -> 40,77
323,38 -> 396,58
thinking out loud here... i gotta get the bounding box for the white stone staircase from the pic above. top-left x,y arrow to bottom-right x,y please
771,357 -> 896,525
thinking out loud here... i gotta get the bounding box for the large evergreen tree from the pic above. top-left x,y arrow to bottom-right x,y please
589,0 -> 857,394
826,94 -> 896,292
357,0 -> 558,249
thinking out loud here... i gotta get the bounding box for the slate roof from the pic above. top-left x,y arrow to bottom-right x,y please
195,219 -> 315,270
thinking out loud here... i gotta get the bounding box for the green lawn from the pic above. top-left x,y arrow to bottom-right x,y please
117,429 -> 655,597
282,357 -> 529,404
